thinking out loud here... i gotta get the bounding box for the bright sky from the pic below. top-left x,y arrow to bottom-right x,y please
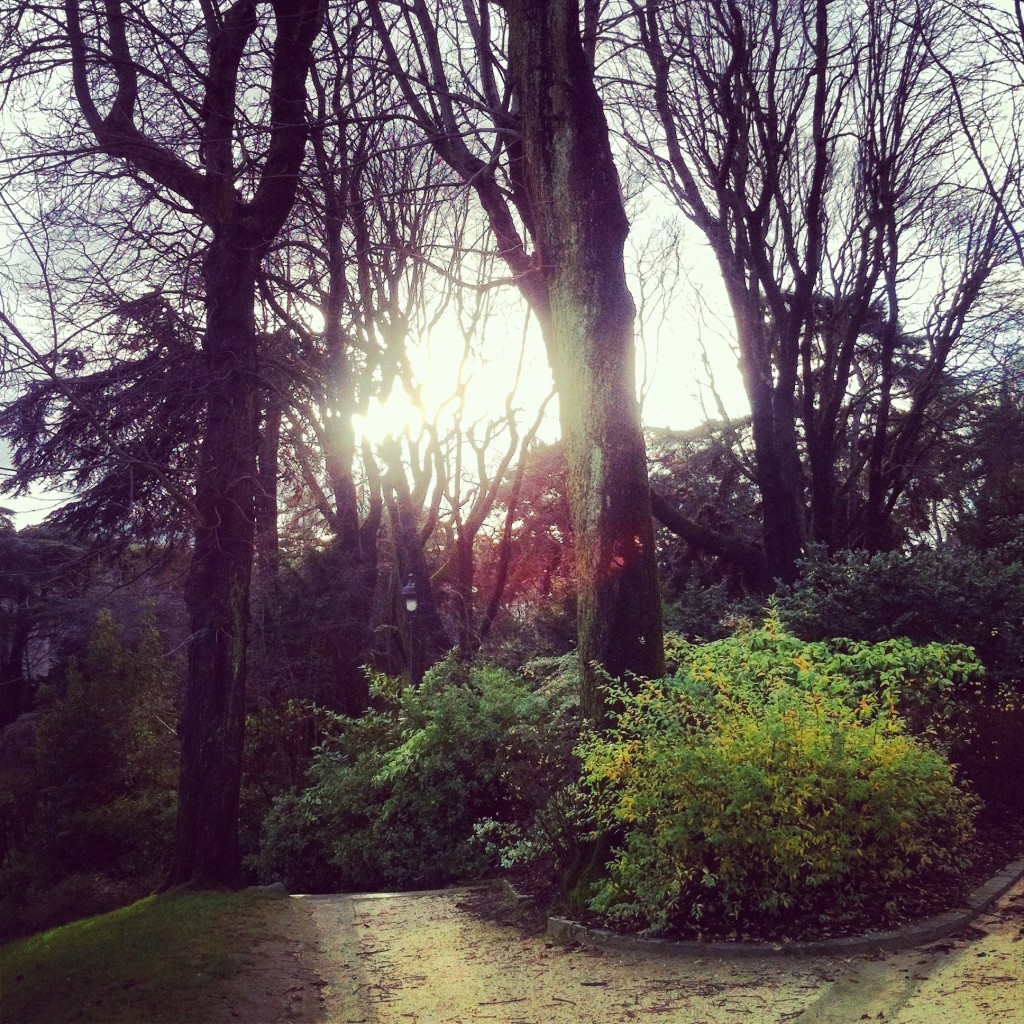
2,220 -> 748,529
634,237 -> 747,432
352,227 -> 748,454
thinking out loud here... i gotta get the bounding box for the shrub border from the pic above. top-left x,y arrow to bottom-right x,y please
544,857 -> 1024,957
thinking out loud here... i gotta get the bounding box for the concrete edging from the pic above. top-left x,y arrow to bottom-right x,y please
498,877 -> 537,910
545,856 -> 1024,958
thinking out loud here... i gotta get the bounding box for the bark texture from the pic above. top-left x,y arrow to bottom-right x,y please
507,0 -> 664,721
170,236 -> 260,887
167,0 -> 324,887
64,0 -> 325,887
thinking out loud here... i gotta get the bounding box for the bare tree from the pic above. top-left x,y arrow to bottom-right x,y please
617,0 -> 1016,575
927,1 -> 1024,265
368,0 -> 664,720
251,13 -> 450,710
424,278 -> 555,660
0,0 -> 326,887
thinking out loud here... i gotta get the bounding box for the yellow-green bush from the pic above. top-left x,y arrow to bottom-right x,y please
578,617 -> 980,936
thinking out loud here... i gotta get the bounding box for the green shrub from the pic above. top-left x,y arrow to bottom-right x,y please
28,609 -> 178,881
0,608 -> 179,940
252,657 -> 580,891
239,699 -> 336,871
665,606 -> 980,744
776,545 -> 1024,688
578,617 -> 980,936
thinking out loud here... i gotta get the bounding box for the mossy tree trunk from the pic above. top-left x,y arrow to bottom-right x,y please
507,0 -> 664,721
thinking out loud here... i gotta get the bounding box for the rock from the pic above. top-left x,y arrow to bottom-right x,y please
248,881 -> 289,896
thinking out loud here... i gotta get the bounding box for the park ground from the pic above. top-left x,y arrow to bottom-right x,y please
206,878 -> 1024,1024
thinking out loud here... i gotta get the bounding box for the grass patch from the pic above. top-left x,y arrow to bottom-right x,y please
1,889 -> 270,1023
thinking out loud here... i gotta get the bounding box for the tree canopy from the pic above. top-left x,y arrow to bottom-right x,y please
1,0 -> 1022,889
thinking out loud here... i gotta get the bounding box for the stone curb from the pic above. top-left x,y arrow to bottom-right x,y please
294,884 -> 489,902
498,877 -> 536,910
545,856 -> 1024,958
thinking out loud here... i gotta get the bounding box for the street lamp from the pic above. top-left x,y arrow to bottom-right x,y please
401,573 -> 421,685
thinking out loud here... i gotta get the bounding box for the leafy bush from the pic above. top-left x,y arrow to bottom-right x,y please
666,607 -> 980,744
28,610 -> 178,879
578,617 -> 980,936
238,699 -> 336,870
252,656 -> 580,891
0,608 -> 179,940
776,545 -> 1024,688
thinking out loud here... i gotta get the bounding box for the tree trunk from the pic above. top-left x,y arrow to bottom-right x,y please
805,412 -> 839,551
452,532 -> 477,660
507,0 -> 664,722
0,600 -> 31,728
759,425 -> 805,585
165,234 -> 259,888
731,295 -> 805,586
254,388 -> 283,599
478,457 -> 529,647
250,384 -> 283,700
61,0 -> 324,890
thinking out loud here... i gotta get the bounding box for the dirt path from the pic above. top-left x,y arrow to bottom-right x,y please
304,890 -> 831,1023
225,880 -> 1024,1023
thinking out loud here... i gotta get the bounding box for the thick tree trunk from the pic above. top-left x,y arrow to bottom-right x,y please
164,235 -> 259,889
62,0 -> 324,891
805,417 -> 839,551
508,0 -> 664,722
755,414 -> 805,586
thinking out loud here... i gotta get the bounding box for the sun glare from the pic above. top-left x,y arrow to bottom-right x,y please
353,387 -> 424,445
351,251 -> 749,455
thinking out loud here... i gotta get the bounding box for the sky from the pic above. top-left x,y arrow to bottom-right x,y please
2,207 -> 749,530
354,224 -> 748,451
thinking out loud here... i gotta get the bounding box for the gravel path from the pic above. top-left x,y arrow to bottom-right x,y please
291,881 -> 1024,1024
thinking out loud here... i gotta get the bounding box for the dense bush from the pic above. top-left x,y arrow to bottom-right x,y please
776,545 -> 1024,688
661,579 -> 762,643
0,608 -> 179,940
578,616 -> 980,937
252,656 -> 579,892
664,608 -> 981,743
237,699 -> 338,872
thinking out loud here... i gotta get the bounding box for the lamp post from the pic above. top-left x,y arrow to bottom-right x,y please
401,573 -> 421,686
